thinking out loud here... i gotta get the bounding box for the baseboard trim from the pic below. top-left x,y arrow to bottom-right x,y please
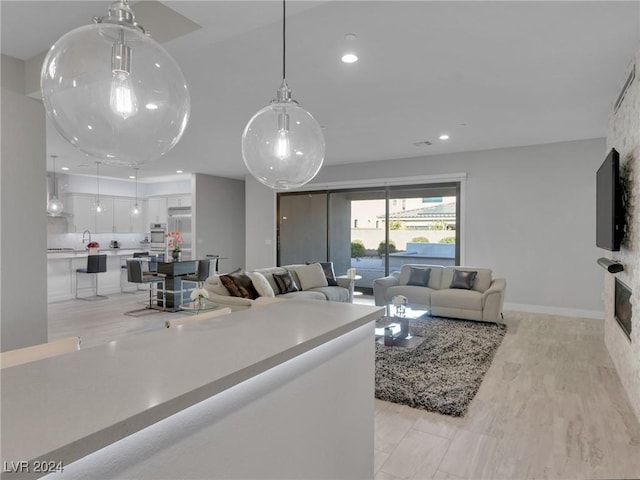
504,302 -> 604,320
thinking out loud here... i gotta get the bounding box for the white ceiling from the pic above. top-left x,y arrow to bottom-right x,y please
2,1 -> 639,182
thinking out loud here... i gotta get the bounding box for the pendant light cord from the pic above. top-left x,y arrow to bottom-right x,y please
51,155 -> 57,197
282,0 -> 286,81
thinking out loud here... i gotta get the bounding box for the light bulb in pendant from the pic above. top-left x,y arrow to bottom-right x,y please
275,112 -> 291,160
130,203 -> 141,216
110,71 -> 137,119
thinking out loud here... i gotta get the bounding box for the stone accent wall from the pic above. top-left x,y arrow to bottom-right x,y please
605,43 -> 640,422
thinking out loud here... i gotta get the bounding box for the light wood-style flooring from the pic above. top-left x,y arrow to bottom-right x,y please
47,294 -> 640,479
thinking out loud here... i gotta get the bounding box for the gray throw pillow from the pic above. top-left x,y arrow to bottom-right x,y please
407,267 -> 430,287
450,270 -> 477,290
273,271 -> 299,294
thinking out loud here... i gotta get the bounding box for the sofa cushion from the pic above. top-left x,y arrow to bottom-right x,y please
441,267 -> 492,292
407,267 -> 431,286
294,263 -> 329,290
279,290 -> 326,301
219,270 -> 259,299
431,288 -> 483,311
386,285 -> 433,307
398,264 -> 443,289
308,286 -> 350,303
450,270 -> 477,290
247,271 -> 275,298
273,271 -> 299,294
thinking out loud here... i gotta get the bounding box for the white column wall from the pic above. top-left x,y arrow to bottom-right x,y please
1,54 -> 48,351
193,173 -> 245,272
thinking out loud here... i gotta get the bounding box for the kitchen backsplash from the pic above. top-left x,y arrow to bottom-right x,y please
47,232 -> 148,251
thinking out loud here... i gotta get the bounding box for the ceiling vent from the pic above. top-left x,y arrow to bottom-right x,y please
412,141 -> 433,147
614,64 -> 635,114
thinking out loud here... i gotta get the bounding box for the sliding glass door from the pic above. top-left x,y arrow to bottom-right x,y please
278,182 -> 460,293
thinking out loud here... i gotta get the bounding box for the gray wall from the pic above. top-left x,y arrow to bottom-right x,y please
1,54 -> 48,351
193,173 -> 245,274
246,138 -> 607,317
245,176 -> 277,270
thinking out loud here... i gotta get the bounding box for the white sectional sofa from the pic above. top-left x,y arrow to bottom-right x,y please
373,264 -> 506,323
204,263 -> 354,311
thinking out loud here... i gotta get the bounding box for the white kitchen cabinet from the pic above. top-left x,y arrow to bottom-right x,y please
167,195 -> 191,207
95,197 -> 115,233
113,198 -> 132,233
147,197 -> 168,225
68,194 -> 96,233
131,199 -> 147,233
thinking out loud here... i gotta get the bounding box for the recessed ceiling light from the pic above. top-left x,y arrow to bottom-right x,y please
129,175 -> 135,179
61,167 -> 69,171
176,170 -> 183,174
341,53 -> 358,64
439,134 -> 450,140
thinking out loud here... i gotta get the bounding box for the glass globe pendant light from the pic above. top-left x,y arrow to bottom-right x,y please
92,162 -> 105,215
40,0 -> 190,166
130,167 -> 142,217
241,0 -> 325,190
46,155 -> 64,215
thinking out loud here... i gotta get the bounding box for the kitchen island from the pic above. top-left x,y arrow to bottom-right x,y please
47,249 -> 145,302
1,300 -> 383,479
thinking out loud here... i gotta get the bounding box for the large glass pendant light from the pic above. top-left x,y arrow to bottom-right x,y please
92,162 -> 105,215
241,0 -> 325,190
130,167 -> 141,217
46,155 -> 64,215
40,0 -> 190,166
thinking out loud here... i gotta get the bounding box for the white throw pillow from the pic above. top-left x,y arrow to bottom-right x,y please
205,276 -> 230,296
247,271 -> 276,297
294,263 -> 329,291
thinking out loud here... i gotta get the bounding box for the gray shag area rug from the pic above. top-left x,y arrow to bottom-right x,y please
375,316 -> 507,417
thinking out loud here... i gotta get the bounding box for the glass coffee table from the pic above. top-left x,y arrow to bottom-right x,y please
375,304 -> 430,348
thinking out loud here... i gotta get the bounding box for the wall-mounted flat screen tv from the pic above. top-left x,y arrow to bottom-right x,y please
596,148 -> 623,251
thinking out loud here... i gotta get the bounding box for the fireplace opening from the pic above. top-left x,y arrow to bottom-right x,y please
615,279 -> 632,340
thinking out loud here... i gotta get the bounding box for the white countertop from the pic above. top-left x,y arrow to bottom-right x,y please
47,249 -> 141,260
0,300 -> 383,478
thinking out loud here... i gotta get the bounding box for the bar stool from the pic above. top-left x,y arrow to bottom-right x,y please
76,254 -> 107,300
121,252 -> 152,292
181,258 -> 214,305
124,259 -> 164,316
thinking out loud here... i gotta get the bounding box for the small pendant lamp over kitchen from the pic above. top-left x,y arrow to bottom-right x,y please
47,155 -> 64,215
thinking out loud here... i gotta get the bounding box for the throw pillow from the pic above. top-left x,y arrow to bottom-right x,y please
219,269 -> 259,299
247,271 -> 275,298
206,276 -> 230,296
319,262 -> 339,286
295,263 -> 329,290
407,267 -> 431,287
273,271 -> 299,294
450,270 -> 477,290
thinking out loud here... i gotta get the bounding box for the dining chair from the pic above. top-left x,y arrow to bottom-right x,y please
124,259 -> 164,316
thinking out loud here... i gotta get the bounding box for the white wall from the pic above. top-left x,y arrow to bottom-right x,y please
193,173 -> 245,273
244,176 -> 277,270
1,54 -> 48,351
246,139 -> 607,317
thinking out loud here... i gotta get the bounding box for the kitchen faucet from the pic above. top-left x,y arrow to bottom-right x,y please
82,230 -> 92,244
